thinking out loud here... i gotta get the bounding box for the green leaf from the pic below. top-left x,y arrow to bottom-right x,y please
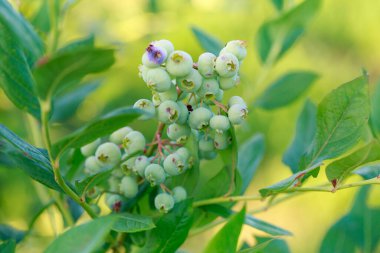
0,124 -> 61,191
112,213 -> 155,233
31,0 -> 51,34
141,199 -> 193,253
300,75 -> 370,170
320,186 -> 380,253
256,0 -> 320,63
33,47 -> 115,100
0,0 -> 44,64
57,35 -> 95,55
75,169 -> 113,196
369,81 -> 380,138
253,237 -> 290,253
51,80 -> 101,122
51,107 -> 142,158
271,0 -> 284,11
238,134 -> 265,193
259,163 -> 320,197
0,22 -> 40,119
203,206 -> 245,253
255,72 -> 318,110
325,141 -> 380,184
245,215 -> 292,236
0,224 -> 25,243
191,26 -> 223,56
353,164 -> 380,180
45,216 -> 117,253
0,240 -> 16,253
283,100 -> 317,173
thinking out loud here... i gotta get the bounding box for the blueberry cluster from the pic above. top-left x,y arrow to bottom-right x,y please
79,39 -> 248,213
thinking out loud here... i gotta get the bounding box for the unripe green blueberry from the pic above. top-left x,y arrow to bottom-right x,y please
166,51 -> 193,77
133,99 -> 156,120
95,142 -> 122,169
146,68 -> 172,92
228,96 -> 247,108
215,89 -> 224,102
198,52 -> 216,78
167,123 -> 191,143
177,69 -> 202,92
119,176 -> 138,198
152,39 -> 174,56
163,153 -> 186,176
121,157 -> 137,174
84,156 -> 102,174
112,167 -> 124,178
110,127 -> 133,145
142,44 -> 168,67
144,164 -> 166,186
215,53 -> 239,78
157,100 -> 181,124
228,104 -> 248,125
196,78 -> 220,100
177,102 -> 189,124
105,193 -> 123,211
154,193 -> 175,213
188,107 -> 213,130
172,186 -> 187,203
220,40 -> 247,61
108,176 -> 120,192
210,115 -> 230,134
199,150 -> 217,160
219,75 -> 239,90
199,136 -> 215,152
81,138 -> 101,157
86,186 -> 101,199
214,132 -> 231,150
123,131 -> 146,154
134,155 -> 150,176
176,147 -> 190,161
138,64 -> 149,82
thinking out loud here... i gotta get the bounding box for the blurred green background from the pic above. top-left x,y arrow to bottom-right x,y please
1,0 -> 380,252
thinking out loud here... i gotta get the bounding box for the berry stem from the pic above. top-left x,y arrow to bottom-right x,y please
212,99 -> 228,113
146,122 -> 166,157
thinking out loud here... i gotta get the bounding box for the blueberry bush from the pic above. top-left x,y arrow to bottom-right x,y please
1,0 -> 380,252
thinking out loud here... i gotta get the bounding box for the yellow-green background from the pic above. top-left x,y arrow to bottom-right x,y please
1,0 -> 380,252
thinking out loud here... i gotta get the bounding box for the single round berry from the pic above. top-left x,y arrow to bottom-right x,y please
95,142 -> 121,169
134,155 -> 150,177
105,194 -> 123,211
228,96 -> 247,108
188,107 -> 213,130
110,127 -> 133,145
119,176 -> 138,198
215,53 -> 239,78
221,40 -> 247,61
177,69 -> 202,92
80,138 -> 101,157
138,64 -> 149,82
84,156 -> 102,174
228,104 -> 248,125
210,115 -> 230,134
219,75 -> 239,90
199,150 -> 217,160
123,131 -> 146,154
157,100 -> 181,124
215,89 -> 224,102
177,101 -> 189,124
199,136 -> 215,152
172,186 -> 187,203
176,147 -> 190,161
167,123 -> 191,143
121,157 -> 137,174
163,153 -> 186,176
198,52 -> 216,78
166,51 -> 193,77
111,167 -> 124,178
108,176 -> 120,192
196,78 -> 220,100
145,68 -> 172,92
152,39 -> 174,56
142,44 -> 167,67
144,164 -> 166,186
133,99 -> 156,120
214,132 -> 231,150
154,193 -> 175,213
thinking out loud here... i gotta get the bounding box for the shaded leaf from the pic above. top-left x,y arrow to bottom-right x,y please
353,164 -> 380,180
0,240 -> 16,253
0,124 -> 61,191
257,0 -> 320,63
45,216 -> 117,253
31,0 -> 51,34
51,107 -> 141,158
300,75 -> 370,170
75,169 -> 113,196
191,26 -> 223,55
271,0 -> 284,11
245,215 -> 292,236
203,207 -> 246,253
0,224 -> 25,243
283,100 -> 317,172
253,236 -> 290,253
369,81 -> 380,138
255,72 -> 318,110
57,35 -> 95,55
112,213 -> 155,233
238,134 -> 265,193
